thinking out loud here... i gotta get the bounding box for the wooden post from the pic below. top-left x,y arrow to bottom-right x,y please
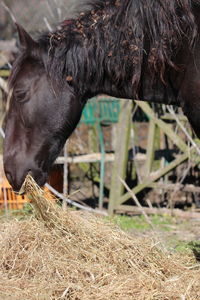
62,142 -> 68,210
88,126 -> 99,153
145,119 -> 156,176
108,100 -> 133,215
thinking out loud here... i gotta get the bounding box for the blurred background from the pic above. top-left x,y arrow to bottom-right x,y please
0,0 -> 86,38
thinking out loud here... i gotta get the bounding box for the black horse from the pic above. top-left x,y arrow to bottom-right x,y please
3,0 -> 200,191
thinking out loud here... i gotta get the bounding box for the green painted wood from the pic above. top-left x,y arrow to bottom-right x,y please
108,100 -> 133,215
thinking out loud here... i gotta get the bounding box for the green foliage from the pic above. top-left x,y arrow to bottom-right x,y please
188,241 -> 200,260
0,203 -> 34,221
174,241 -> 191,253
108,214 -> 198,254
21,203 -> 34,215
108,214 -> 176,231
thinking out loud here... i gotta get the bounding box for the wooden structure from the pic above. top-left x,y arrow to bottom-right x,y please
108,100 -> 200,214
0,178 -> 30,210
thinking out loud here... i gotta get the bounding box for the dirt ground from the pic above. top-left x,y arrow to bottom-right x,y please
128,216 -> 200,256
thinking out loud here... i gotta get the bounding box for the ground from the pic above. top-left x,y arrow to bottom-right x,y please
1,205 -> 200,256
109,214 -> 200,255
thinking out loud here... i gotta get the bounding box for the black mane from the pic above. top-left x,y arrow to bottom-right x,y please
10,0 -> 200,97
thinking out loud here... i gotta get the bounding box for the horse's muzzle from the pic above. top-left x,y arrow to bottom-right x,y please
4,166 -> 47,193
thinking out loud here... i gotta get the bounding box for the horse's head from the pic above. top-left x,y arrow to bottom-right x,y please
3,25 -> 83,192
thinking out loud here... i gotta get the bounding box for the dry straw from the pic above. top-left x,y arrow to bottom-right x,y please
0,174 -> 200,299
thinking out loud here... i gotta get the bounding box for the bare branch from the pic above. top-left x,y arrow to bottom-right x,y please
0,1 -> 17,24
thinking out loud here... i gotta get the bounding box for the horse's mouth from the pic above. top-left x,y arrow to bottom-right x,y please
9,169 -> 48,195
18,170 -> 32,195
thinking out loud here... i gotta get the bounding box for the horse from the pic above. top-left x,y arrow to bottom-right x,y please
3,0 -> 200,192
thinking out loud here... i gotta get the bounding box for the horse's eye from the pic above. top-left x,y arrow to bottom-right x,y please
14,90 -> 28,103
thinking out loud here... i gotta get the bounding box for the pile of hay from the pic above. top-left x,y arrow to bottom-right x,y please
0,175 -> 200,299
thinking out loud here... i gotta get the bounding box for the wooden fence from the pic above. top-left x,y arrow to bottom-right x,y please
108,101 -> 200,214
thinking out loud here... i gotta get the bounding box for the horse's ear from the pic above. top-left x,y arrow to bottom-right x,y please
15,23 -> 37,51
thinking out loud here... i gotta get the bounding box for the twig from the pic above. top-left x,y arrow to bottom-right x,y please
116,205 -> 200,219
0,127 -> 5,139
118,176 -> 155,229
146,199 -> 153,209
0,1 -> 17,24
45,0 -> 55,18
167,160 -> 192,213
167,105 -> 200,155
45,183 -> 108,216
43,17 -> 53,32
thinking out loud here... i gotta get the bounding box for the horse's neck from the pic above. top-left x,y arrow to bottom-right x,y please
79,49 -> 176,105
79,51 -> 175,104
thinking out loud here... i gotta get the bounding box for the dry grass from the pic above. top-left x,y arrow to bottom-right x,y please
0,175 -> 200,300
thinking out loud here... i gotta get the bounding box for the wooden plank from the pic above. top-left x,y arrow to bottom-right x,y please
135,101 -> 188,152
147,182 -> 200,193
161,114 -> 187,121
108,100 -> 133,214
56,152 -> 147,164
145,119 -> 156,175
55,153 -> 115,164
115,205 -> 200,219
118,152 -> 190,205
